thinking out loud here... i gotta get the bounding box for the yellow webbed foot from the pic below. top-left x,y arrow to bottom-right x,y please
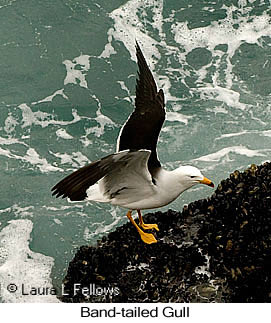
139,231 -> 157,244
126,210 -> 158,244
140,223 -> 159,232
137,209 -> 159,232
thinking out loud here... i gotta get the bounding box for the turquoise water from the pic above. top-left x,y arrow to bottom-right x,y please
0,0 -> 271,302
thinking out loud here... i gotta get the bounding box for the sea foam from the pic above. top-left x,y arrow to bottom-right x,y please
194,145 -> 266,162
0,219 -> 59,302
63,54 -> 91,89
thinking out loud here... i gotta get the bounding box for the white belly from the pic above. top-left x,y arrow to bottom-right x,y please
111,187 -> 180,210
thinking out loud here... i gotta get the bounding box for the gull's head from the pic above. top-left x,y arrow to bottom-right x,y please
176,165 -> 214,189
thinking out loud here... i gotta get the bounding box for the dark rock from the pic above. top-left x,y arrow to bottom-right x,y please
59,162 -> 271,303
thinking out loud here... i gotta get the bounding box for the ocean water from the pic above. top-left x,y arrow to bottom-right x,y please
0,0 -> 271,302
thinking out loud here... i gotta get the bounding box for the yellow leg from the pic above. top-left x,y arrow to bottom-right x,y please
126,211 -> 157,244
137,210 -> 159,231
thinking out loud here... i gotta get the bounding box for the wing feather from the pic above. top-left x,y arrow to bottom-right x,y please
118,42 -> 165,170
51,150 -> 153,201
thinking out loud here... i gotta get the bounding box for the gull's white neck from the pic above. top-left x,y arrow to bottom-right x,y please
154,167 -> 192,206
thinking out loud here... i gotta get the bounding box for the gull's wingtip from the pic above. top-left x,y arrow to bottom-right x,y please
135,39 -> 142,51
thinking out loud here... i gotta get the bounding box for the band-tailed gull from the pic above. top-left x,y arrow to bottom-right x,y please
52,42 -> 214,244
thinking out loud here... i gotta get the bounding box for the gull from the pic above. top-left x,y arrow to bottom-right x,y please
52,42 -> 214,244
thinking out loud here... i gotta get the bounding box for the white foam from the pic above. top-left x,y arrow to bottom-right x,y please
216,130 -> 250,140
79,135 -> 92,147
0,136 -> 27,146
0,205 -> 34,218
172,8 -> 271,89
14,205 -> 34,218
19,103 -> 81,128
198,86 -> 246,110
99,28 -> 117,58
53,219 -> 62,225
261,130 -> 271,137
0,206 -> 12,214
117,81 -> 131,95
51,151 -> 90,168
81,94 -> 115,139
4,113 -> 18,134
84,217 -> 121,240
0,146 -> 62,173
83,209 -> 122,241
90,109 -> 116,137
116,81 -> 132,102
45,204 -> 84,211
0,1 -> 16,10
173,9 -> 271,57
101,0 -> 189,105
101,0 -> 178,106
166,111 -> 191,125
24,148 -> 61,173
102,0 -> 270,110
0,219 -> 59,302
194,146 -> 266,162
216,129 -> 271,140
0,147 -> 15,159
206,105 -> 228,114
55,128 -> 73,140
32,89 -> 68,105
63,54 -> 91,89
107,0 -> 164,64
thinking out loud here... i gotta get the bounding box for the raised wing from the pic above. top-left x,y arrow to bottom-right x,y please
117,41 -> 165,171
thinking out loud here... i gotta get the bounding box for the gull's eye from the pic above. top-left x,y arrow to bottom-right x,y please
190,176 -> 196,178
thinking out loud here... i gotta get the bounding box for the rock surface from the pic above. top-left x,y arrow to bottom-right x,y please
60,162 -> 271,302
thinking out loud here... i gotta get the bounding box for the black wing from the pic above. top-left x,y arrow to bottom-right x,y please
51,156 -> 109,201
118,41 -> 165,170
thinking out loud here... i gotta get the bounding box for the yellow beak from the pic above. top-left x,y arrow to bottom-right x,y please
199,176 -> 214,187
